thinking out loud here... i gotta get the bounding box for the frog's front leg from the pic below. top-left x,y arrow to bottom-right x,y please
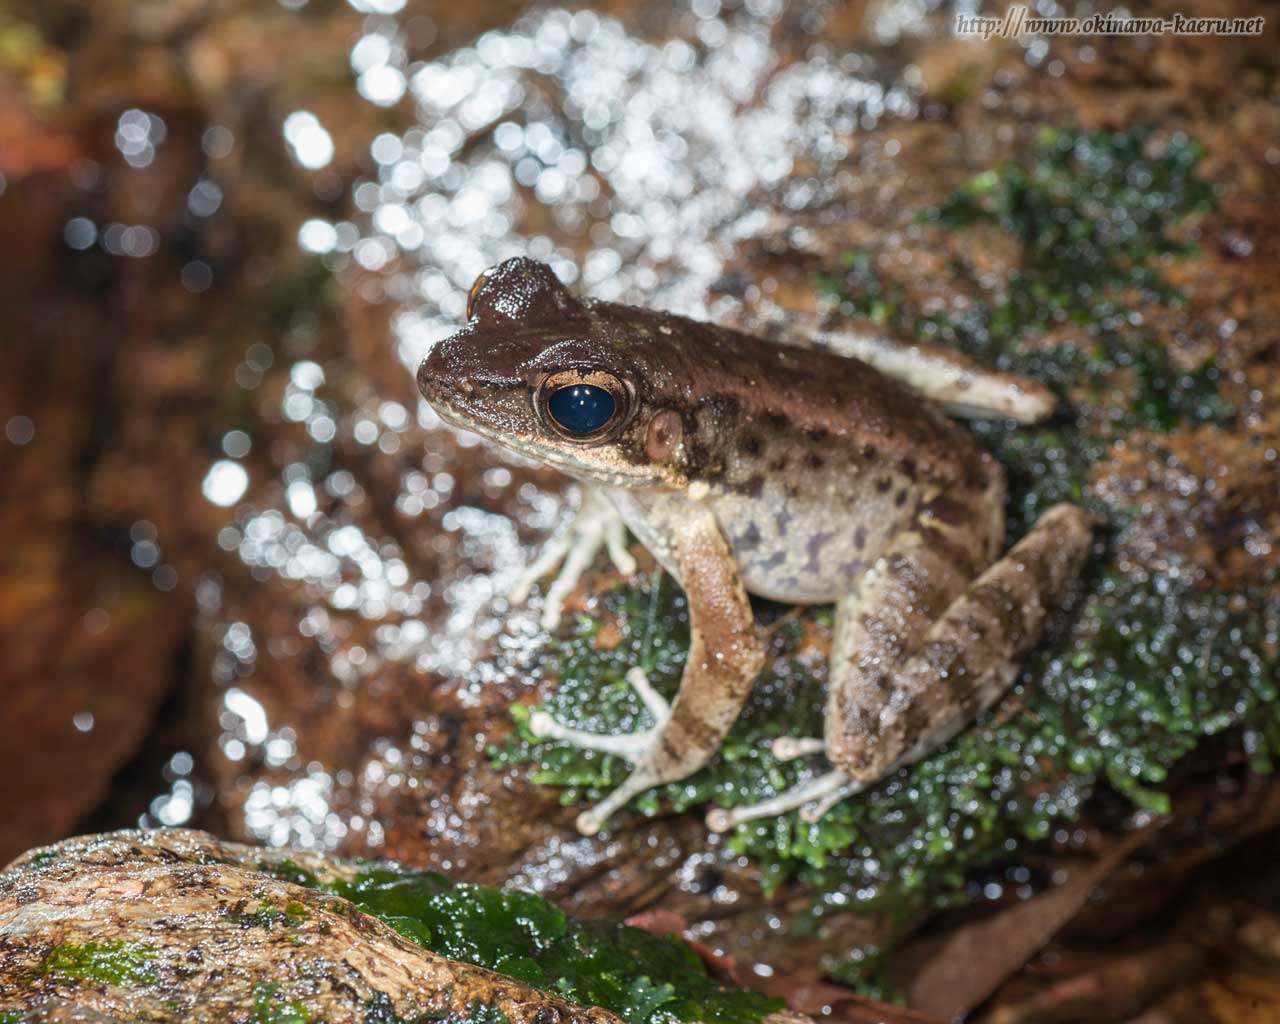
707,502 -> 1092,832
510,487 -> 637,630
531,502 -> 764,835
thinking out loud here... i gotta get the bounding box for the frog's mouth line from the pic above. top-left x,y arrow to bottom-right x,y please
424,393 -> 666,490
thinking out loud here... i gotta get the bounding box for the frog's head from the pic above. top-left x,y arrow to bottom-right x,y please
417,258 -> 690,488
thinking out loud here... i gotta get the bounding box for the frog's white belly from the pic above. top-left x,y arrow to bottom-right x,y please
604,479 -> 916,606
709,484 -> 906,604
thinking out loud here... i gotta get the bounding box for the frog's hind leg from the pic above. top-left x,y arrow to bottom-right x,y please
795,318 -> 1057,424
706,516 -> 980,832
826,502 -> 1091,790
707,502 -> 1092,832
529,668 -> 670,761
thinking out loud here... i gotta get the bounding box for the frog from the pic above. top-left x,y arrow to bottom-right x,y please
417,256 -> 1093,836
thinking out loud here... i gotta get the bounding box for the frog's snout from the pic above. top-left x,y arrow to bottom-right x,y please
416,352 -> 471,406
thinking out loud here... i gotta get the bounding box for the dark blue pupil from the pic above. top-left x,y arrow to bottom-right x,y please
547,384 -> 615,435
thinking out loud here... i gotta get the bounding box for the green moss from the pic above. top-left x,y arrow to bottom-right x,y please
251,981 -> 312,1024
0,1011 -> 26,1024
258,858 -> 322,888
496,569 -> 1278,901
822,125 -> 1228,445
254,852 -> 780,1024
490,125 -> 1280,981
42,940 -> 157,987
316,866 -> 781,1024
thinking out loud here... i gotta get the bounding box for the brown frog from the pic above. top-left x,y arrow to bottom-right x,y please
417,257 -> 1092,835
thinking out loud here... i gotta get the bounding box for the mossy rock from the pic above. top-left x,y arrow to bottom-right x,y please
0,829 -> 824,1024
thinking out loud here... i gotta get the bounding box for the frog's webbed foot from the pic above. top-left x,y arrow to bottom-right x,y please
705,738 -> 868,833
510,488 -> 636,631
529,667 -> 672,835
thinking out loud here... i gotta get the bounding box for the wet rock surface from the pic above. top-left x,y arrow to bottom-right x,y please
2,0 -> 1279,1019
0,829 -> 628,1024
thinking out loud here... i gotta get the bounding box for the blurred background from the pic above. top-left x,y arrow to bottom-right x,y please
2,0 -> 1279,1019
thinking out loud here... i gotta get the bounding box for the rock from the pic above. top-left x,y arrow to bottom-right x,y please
0,829 -> 885,1024
0,829 -> 619,1023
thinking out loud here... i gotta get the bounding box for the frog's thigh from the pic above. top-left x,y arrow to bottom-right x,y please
801,321 -> 1056,424
823,518 -> 978,768
827,503 -> 1092,780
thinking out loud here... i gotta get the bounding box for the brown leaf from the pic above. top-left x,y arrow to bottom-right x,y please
907,822 -> 1163,1020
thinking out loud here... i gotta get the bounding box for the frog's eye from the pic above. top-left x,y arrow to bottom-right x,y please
549,383 -> 614,435
538,370 -> 629,441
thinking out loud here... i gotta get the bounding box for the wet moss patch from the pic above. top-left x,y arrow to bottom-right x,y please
822,126 -> 1228,531
495,569 -> 1278,897
258,859 -> 783,1024
42,939 -> 157,987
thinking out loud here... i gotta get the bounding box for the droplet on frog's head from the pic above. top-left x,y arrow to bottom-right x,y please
547,383 -> 616,435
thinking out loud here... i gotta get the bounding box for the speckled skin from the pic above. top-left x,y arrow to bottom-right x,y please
418,258 -> 1093,834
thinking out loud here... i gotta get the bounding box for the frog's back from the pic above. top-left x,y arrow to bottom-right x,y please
593,299 -> 978,478
593,300 -> 1002,603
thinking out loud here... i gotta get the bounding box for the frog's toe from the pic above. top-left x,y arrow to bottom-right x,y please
605,510 -> 638,578
573,766 -> 661,835
509,536 -> 572,606
705,769 -> 865,832
772,736 -> 826,761
528,710 -> 657,761
623,667 -> 670,721
799,776 -> 867,823
528,669 -> 668,763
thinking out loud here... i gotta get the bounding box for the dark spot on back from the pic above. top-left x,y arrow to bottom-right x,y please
854,525 -> 867,550
804,426 -> 828,443
805,452 -> 825,470
739,434 -> 762,456
894,488 -> 909,507
876,477 -> 893,493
